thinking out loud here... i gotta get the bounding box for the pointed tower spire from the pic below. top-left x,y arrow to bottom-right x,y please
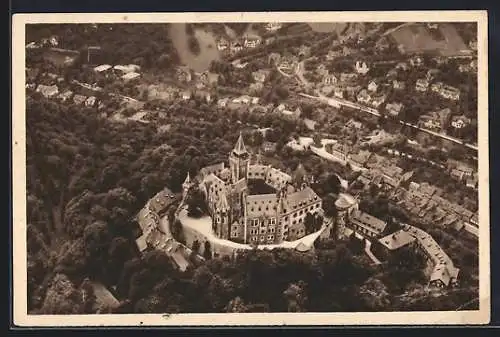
183,171 -> 191,185
233,132 -> 248,156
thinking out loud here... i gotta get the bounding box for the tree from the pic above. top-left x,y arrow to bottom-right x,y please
192,240 -> 201,254
322,193 -> 338,218
225,296 -> 248,312
186,187 -> 207,218
304,212 -> 316,234
203,241 -> 212,260
283,281 -> 308,312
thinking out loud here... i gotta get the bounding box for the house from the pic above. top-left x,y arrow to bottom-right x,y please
94,64 -> 112,73
450,115 -> 471,129
176,67 -> 192,82
427,23 -> 439,29
395,62 -> 409,71
349,209 -> 387,239
466,175 -> 478,189
73,94 -> 87,105
410,56 -> 424,67
329,142 -> 349,161
181,90 -> 192,101
439,85 -> 461,101
340,72 -> 358,83
265,22 -> 282,31
262,141 -> 277,153
393,80 -> 406,90
371,94 -> 387,108
113,64 -> 141,74
316,64 -> 329,76
298,45 -> 311,57
26,41 -> 39,49
385,102 -> 404,117
57,90 -> 73,102
194,91 -> 212,103
348,150 -> 372,168
431,82 -> 444,93
386,69 -> 398,78
249,82 -> 264,93
36,84 -> 59,98
469,40 -> 478,51
281,107 -> 302,120
243,34 -> 262,48
121,72 -> 141,82
333,86 -> 344,98
217,98 -> 229,108
356,89 -> 371,104
85,96 -> 97,107
216,38 -> 229,51
323,74 -> 337,85
268,52 -> 281,66
455,164 -> 474,178
426,68 -> 440,81
367,80 -> 378,93
252,69 -> 270,83
418,108 -> 451,132
355,61 -> 370,75
230,41 -> 244,53
415,78 -> 430,92
326,50 -> 341,61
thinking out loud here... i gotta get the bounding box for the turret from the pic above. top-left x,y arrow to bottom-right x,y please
182,172 -> 191,198
229,132 -> 250,184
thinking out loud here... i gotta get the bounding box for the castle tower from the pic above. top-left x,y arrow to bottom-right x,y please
182,172 -> 191,199
229,132 -> 250,184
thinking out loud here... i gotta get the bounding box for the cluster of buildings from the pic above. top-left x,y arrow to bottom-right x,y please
183,134 -> 323,245
134,189 -> 196,272
26,67 -> 104,109
333,193 -> 461,288
216,34 -> 263,54
94,63 -> 142,82
378,224 -> 460,288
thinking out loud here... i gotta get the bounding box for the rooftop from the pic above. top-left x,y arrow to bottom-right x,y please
378,230 -> 416,250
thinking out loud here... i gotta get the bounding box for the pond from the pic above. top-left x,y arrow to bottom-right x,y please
169,23 -> 221,73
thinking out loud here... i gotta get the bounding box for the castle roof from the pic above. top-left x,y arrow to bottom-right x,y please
233,132 -> 248,156
285,186 -> 319,210
183,172 -> 191,186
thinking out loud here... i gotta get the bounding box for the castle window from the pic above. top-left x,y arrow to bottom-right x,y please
232,225 -> 238,231
251,237 -> 258,242
258,207 -> 261,211
252,219 -> 259,226
267,235 -> 274,241
293,220 -> 297,225
285,216 -> 289,221
260,228 -> 266,234
270,227 -> 275,233
260,236 -> 265,242
270,218 -> 276,225
231,231 -> 238,238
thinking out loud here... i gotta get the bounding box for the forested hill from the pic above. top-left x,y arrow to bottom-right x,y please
26,24 -> 180,69
26,95 -> 478,314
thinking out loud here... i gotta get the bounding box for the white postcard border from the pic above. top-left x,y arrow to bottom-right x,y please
12,10 -> 490,326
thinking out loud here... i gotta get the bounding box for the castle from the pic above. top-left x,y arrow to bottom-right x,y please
183,133 -> 323,245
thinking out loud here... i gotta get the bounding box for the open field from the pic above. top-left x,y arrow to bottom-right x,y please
389,23 -> 469,56
169,23 -> 221,72
308,22 -> 348,34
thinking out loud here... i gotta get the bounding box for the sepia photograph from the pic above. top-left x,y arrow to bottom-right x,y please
11,11 -> 490,326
